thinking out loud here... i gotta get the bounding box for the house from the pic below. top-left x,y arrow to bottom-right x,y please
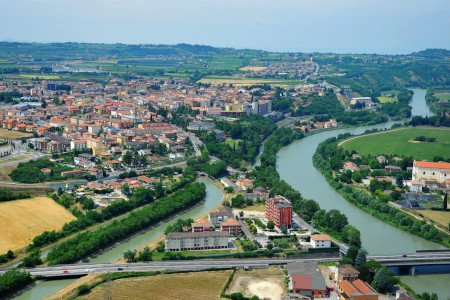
385,165 -> 402,172
334,265 -> 360,282
310,234 -> 332,249
191,219 -> 214,232
412,160 -> 450,183
288,262 -> 328,299
291,275 -> 327,298
165,231 -> 229,251
338,279 -> 379,300
209,206 -> 234,227
220,178 -> 237,190
376,156 -> 387,164
343,161 -> 360,172
220,218 -> 242,236
265,196 -> 292,228
235,178 -> 254,191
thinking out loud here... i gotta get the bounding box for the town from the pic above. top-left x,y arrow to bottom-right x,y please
0,34 -> 448,300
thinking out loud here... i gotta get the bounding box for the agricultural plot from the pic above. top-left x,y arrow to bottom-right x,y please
0,129 -> 32,139
340,127 -> 450,160
80,271 -> 231,300
0,197 -> 75,253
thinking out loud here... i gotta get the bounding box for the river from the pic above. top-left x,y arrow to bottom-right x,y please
14,88 -> 446,299
14,177 -> 224,300
277,88 -> 448,298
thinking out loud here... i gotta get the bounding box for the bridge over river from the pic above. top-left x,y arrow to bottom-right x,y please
4,250 -> 450,279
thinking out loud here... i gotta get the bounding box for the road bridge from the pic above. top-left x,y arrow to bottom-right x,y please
2,251 -> 450,279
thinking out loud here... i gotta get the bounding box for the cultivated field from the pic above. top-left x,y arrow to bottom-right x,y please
419,210 -> 450,228
226,267 -> 285,300
239,66 -> 267,72
340,127 -> 450,160
198,76 -> 302,86
80,271 -> 231,300
0,129 -> 32,139
377,96 -> 397,103
0,197 -> 75,253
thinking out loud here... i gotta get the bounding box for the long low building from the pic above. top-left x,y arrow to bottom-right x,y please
165,231 -> 230,252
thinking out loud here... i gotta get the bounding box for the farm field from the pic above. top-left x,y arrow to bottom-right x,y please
434,92 -> 450,100
80,271 -> 231,300
226,267 -> 285,300
419,210 -> 450,228
339,127 -> 450,160
0,128 -> 32,139
198,75 -> 303,86
0,197 -> 75,253
377,96 -> 397,103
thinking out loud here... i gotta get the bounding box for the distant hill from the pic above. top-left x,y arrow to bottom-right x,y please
411,49 -> 450,58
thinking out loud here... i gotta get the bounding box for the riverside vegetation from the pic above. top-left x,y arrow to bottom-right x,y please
313,131 -> 450,247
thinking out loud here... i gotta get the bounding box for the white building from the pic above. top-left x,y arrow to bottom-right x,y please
310,234 -> 332,248
412,160 -> 450,183
70,139 -> 88,150
165,231 -> 229,251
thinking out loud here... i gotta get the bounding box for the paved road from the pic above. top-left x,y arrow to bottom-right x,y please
3,252 -> 449,278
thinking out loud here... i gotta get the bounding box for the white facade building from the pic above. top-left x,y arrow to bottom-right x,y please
412,160 -> 450,183
165,231 -> 229,251
310,234 -> 332,249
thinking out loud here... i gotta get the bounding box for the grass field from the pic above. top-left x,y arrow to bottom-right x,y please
80,271 -> 231,300
0,162 -> 18,181
0,129 -> 32,139
0,197 -> 75,253
419,210 -> 450,228
340,127 -> 450,160
377,96 -> 397,103
435,92 -> 450,100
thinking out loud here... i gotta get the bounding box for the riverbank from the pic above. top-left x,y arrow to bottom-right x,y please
312,130 -> 450,248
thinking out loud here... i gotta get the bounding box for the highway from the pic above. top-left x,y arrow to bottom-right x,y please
2,252 -> 450,278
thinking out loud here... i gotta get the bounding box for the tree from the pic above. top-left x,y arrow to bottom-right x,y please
20,249 -> 42,267
342,225 -> 361,248
341,246 -> 358,265
123,151 -> 133,165
396,175 -> 404,187
443,193 -> 448,210
137,247 -> 153,262
355,248 -> 367,271
123,250 -> 136,262
280,225 -> 288,234
267,243 -> 273,250
267,220 -> 275,230
371,267 -> 396,294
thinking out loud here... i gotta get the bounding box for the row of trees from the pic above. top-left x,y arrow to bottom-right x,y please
0,188 -> 30,202
0,270 -> 32,298
46,182 -> 206,265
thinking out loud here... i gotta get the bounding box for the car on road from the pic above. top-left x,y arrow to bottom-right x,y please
63,269 -> 69,274
118,267 -> 124,271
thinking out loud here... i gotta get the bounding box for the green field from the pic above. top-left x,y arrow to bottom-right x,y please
340,127 -> 450,160
434,92 -> 450,100
377,96 -> 397,103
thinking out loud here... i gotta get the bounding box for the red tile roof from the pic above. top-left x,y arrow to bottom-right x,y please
414,160 -> 450,169
292,274 -> 312,290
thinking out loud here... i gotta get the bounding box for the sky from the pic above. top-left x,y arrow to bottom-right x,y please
0,0 -> 449,54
